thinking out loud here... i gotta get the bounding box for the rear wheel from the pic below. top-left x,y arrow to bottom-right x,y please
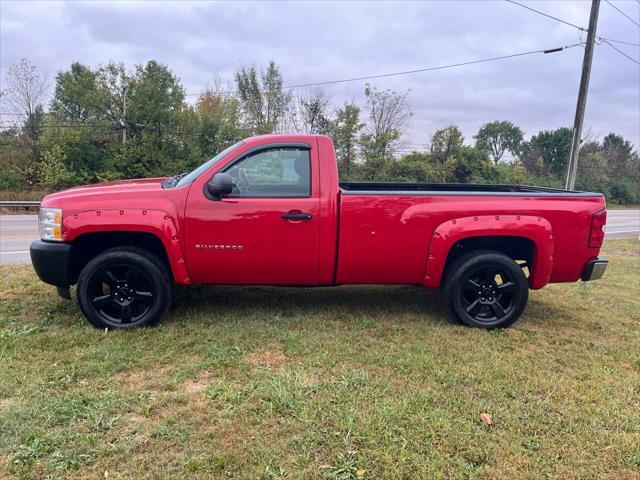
443,250 -> 529,328
77,247 -> 171,328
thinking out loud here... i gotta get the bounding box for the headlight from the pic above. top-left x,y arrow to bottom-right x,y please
38,208 -> 63,241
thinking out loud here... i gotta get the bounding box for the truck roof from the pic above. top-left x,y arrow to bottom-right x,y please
244,133 -> 329,144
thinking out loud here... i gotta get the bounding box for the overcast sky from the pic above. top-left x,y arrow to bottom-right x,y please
1,0 -> 639,151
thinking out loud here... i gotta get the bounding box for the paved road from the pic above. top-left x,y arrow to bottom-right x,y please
605,210 -> 640,239
1,210 -> 638,265
1,215 -> 39,265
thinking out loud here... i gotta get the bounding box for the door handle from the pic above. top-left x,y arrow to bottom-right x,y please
281,212 -> 313,220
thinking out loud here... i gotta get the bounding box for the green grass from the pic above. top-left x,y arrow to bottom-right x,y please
1,240 -> 639,479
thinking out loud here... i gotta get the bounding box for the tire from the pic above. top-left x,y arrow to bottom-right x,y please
77,247 -> 172,329
442,250 -> 529,329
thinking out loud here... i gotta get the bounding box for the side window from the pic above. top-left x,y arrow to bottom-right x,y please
224,147 -> 311,197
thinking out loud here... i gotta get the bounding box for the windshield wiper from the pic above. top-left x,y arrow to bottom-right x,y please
162,172 -> 188,189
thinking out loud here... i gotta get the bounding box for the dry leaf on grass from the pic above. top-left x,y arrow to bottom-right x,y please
480,412 -> 492,426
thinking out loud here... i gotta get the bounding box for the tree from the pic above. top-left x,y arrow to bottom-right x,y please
295,88 -> 331,134
41,60 -> 191,181
522,127 -> 572,177
128,60 -> 186,147
0,127 -> 31,189
3,58 -> 49,147
51,62 -> 99,123
360,84 -> 412,160
235,61 -> 292,134
47,62 -> 122,183
601,133 -> 636,180
448,146 -> 493,183
193,87 -> 242,157
94,62 -> 131,143
112,61 -> 188,176
38,143 -> 78,189
331,102 -> 364,179
36,115 -> 109,185
474,120 -> 523,164
576,139 -> 607,188
575,133 -> 639,203
430,125 -> 464,163
23,105 -> 45,148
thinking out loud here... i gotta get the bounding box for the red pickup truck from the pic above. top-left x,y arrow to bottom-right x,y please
30,134 -> 608,329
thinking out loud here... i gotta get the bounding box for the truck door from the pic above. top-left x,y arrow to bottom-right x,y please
184,144 -> 321,285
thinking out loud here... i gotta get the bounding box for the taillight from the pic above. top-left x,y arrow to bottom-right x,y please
589,209 -> 606,248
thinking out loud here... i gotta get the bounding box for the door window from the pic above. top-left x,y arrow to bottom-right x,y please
224,147 -> 311,197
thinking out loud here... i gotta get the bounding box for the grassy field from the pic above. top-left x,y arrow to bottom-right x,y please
0,240 -> 638,479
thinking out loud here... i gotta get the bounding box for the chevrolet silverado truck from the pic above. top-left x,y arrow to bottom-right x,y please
30,134 -> 608,329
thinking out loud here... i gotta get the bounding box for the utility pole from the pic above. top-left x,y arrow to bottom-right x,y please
565,0 -> 600,190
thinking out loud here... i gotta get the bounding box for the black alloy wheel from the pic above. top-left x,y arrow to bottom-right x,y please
461,265 -> 517,325
443,250 -> 529,328
88,263 -> 154,325
77,247 -> 171,328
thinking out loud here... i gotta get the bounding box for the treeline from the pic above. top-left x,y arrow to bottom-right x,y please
1,58 -> 638,204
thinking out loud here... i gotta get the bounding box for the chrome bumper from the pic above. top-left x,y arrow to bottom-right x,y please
582,257 -> 608,281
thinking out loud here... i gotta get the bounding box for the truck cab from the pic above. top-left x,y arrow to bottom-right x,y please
182,135 -> 339,285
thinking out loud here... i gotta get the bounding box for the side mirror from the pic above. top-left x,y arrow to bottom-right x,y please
206,172 -> 233,199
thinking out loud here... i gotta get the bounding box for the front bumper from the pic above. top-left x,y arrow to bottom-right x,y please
581,257 -> 608,281
30,240 -> 72,288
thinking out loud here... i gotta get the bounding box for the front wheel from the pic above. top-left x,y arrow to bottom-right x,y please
442,250 -> 529,329
77,247 -> 172,329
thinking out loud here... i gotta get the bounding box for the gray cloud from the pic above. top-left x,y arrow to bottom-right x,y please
1,0 -> 638,148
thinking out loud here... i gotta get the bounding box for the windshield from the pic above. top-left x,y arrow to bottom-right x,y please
173,141 -> 245,188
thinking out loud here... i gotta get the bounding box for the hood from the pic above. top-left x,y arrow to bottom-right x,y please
67,177 -> 166,190
41,177 -> 169,208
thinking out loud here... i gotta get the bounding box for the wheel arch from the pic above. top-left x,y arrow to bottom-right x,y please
423,215 -> 554,290
64,209 -> 190,285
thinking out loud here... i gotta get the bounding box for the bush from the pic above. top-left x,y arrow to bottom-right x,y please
608,180 -> 639,205
38,145 -> 81,190
0,167 -> 26,191
447,147 -> 493,183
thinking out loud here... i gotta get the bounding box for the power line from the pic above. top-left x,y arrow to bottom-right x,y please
600,36 -> 640,47
184,42 -> 586,95
504,0 -> 638,47
602,39 -> 640,64
604,0 -> 640,28
504,0 -> 587,31
275,43 -> 586,90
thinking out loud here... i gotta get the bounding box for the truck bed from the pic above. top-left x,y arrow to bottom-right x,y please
339,182 -> 602,197
335,184 -> 606,287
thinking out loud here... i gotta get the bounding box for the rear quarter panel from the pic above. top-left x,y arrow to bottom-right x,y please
336,193 -> 605,288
